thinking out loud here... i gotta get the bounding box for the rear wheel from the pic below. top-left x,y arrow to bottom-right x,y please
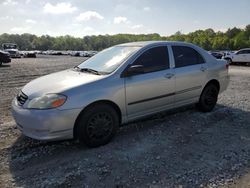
197,84 -> 219,112
227,58 -> 233,64
75,104 -> 119,147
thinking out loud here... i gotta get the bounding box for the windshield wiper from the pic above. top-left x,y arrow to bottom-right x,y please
74,66 -> 104,75
80,68 -> 100,75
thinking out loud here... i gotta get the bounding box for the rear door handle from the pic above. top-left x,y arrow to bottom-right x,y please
200,67 -> 207,72
164,73 -> 175,79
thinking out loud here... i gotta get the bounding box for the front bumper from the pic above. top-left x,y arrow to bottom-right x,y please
0,57 -> 11,63
9,54 -> 21,58
11,99 -> 82,141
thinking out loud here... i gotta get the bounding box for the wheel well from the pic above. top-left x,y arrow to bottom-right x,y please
73,100 -> 122,139
224,57 -> 232,63
205,79 -> 220,91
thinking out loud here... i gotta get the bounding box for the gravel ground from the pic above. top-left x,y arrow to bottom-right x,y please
0,56 -> 250,188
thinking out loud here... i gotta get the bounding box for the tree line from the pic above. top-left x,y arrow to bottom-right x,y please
0,25 -> 249,51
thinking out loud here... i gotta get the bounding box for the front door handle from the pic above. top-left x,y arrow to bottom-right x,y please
164,73 -> 175,79
200,67 -> 207,72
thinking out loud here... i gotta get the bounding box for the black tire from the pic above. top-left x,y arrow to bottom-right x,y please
227,58 -> 233,64
75,104 -> 119,147
197,84 -> 219,112
0,62 -> 2,66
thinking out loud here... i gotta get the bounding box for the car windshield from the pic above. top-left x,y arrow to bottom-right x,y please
3,44 -> 17,49
77,46 -> 140,74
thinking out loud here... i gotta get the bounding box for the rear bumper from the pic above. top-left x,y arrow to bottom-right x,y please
219,75 -> 230,93
11,99 -> 82,141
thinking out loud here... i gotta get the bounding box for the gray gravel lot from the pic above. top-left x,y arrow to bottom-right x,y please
0,55 -> 250,188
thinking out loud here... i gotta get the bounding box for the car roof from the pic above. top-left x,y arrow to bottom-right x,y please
116,41 -> 196,47
2,43 -> 17,45
117,41 -> 217,63
238,48 -> 250,51
0,50 -> 8,53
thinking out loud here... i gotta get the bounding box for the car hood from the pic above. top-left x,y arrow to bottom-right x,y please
22,69 -> 105,98
0,50 -> 10,55
6,49 -> 18,52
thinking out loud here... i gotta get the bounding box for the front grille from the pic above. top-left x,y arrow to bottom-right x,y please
8,51 -> 16,54
17,92 -> 28,106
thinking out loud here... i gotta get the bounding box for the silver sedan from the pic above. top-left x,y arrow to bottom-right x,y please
12,41 -> 230,147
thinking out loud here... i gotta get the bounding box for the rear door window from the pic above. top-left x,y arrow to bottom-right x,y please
172,46 -> 205,68
237,50 -> 247,54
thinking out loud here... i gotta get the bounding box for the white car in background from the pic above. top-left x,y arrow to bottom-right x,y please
224,48 -> 250,65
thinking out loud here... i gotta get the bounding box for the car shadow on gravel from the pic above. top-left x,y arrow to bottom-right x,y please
0,64 -> 11,68
8,104 -> 250,187
230,64 -> 250,67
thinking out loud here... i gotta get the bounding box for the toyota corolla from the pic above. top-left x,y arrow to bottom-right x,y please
12,41 -> 229,147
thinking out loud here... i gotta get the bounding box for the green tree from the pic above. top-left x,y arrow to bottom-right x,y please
0,24 -> 249,51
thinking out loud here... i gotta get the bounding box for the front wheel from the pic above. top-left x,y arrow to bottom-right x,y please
75,104 -> 119,147
197,84 -> 219,112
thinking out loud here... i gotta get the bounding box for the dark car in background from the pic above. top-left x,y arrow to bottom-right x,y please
208,51 -> 224,59
22,51 -> 37,58
2,43 -> 21,58
0,50 -> 11,66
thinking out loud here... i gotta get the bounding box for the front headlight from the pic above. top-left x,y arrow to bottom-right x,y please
27,94 -> 67,109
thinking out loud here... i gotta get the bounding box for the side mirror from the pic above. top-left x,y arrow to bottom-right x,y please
121,65 -> 144,77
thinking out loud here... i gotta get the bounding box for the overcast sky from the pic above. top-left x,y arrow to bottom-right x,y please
0,0 -> 250,37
